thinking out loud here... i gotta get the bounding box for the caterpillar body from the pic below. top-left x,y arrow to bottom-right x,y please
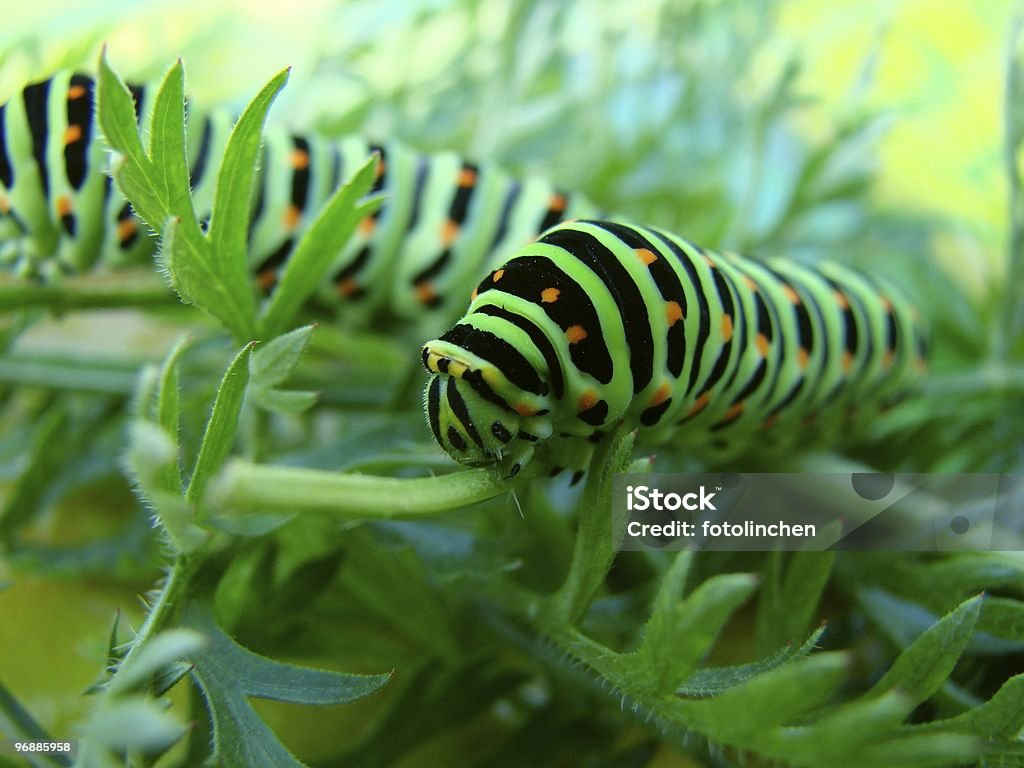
0,72 -> 596,329
422,220 -> 927,478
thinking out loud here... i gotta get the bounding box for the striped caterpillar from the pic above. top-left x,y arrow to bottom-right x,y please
422,220 -> 927,479
0,71 -> 596,329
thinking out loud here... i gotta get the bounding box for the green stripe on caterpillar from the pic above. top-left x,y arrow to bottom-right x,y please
422,219 -> 928,480
0,72 -> 597,329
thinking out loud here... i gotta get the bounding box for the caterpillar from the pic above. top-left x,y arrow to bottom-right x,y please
0,71 -> 596,330
421,220 -> 928,479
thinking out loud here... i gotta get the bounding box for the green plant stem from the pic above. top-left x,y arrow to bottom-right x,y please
0,353 -> 142,394
0,273 -> 174,310
207,459 -> 543,518
924,363 -> 1024,395
113,554 -> 193,680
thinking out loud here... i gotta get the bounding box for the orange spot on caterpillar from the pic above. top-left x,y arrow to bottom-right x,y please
68,84 -> 87,100
881,296 -> 893,313
649,382 -> 672,407
541,287 -> 560,303
359,216 -> 376,237
337,277 -> 360,297
834,290 -> 849,310
56,195 -> 72,217
441,218 -> 459,247
415,281 -> 438,305
721,314 -> 733,342
283,204 -> 301,231
457,167 -> 477,187
842,351 -> 854,373
492,269 -> 505,282
744,275 -> 759,291
0,196 -> 9,214
565,325 -> 588,344
548,193 -> 567,213
756,333 -> 770,357
290,149 -> 310,170
665,301 -> 683,326
797,348 -> 809,370
374,155 -> 386,178
116,218 -> 137,243
686,392 -> 710,417
882,350 -> 894,368
723,401 -> 745,421
783,285 -> 801,304
63,124 -> 82,145
703,254 -> 716,268
578,390 -> 598,412
635,248 -> 657,265
470,287 -> 478,301
761,413 -> 779,430
515,403 -> 537,417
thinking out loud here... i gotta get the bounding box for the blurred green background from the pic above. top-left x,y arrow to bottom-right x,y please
0,1 -> 1019,764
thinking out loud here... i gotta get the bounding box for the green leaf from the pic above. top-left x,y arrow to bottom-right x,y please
758,550 -> 835,652
183,601 -> 389,768
186,342 -> 255,506
154,336 -> 190,493
250,324 -> 314,388
866,593 -> 983,706
148,61 -> 196,229
258,162 -> 381,338
671,652 -> 851,740
677,624 -> 826,697
207,68 -> 290,277
638,558 -> 758,692
918,673 -> 1024,739
96,50 -> 149,170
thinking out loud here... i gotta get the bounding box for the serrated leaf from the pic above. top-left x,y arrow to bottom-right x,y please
250,324 -> 315,388
258,164 -> 381,338
677,624 -> 826,697
670,652 -> 851,740
866,593 -> 983,706
186,342 -> 255,506
182,601 -> 389,768
638,565 -> 758,693
207,68 -> 290,274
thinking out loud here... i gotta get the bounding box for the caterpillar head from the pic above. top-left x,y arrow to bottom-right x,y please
422,345 -> 523,466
